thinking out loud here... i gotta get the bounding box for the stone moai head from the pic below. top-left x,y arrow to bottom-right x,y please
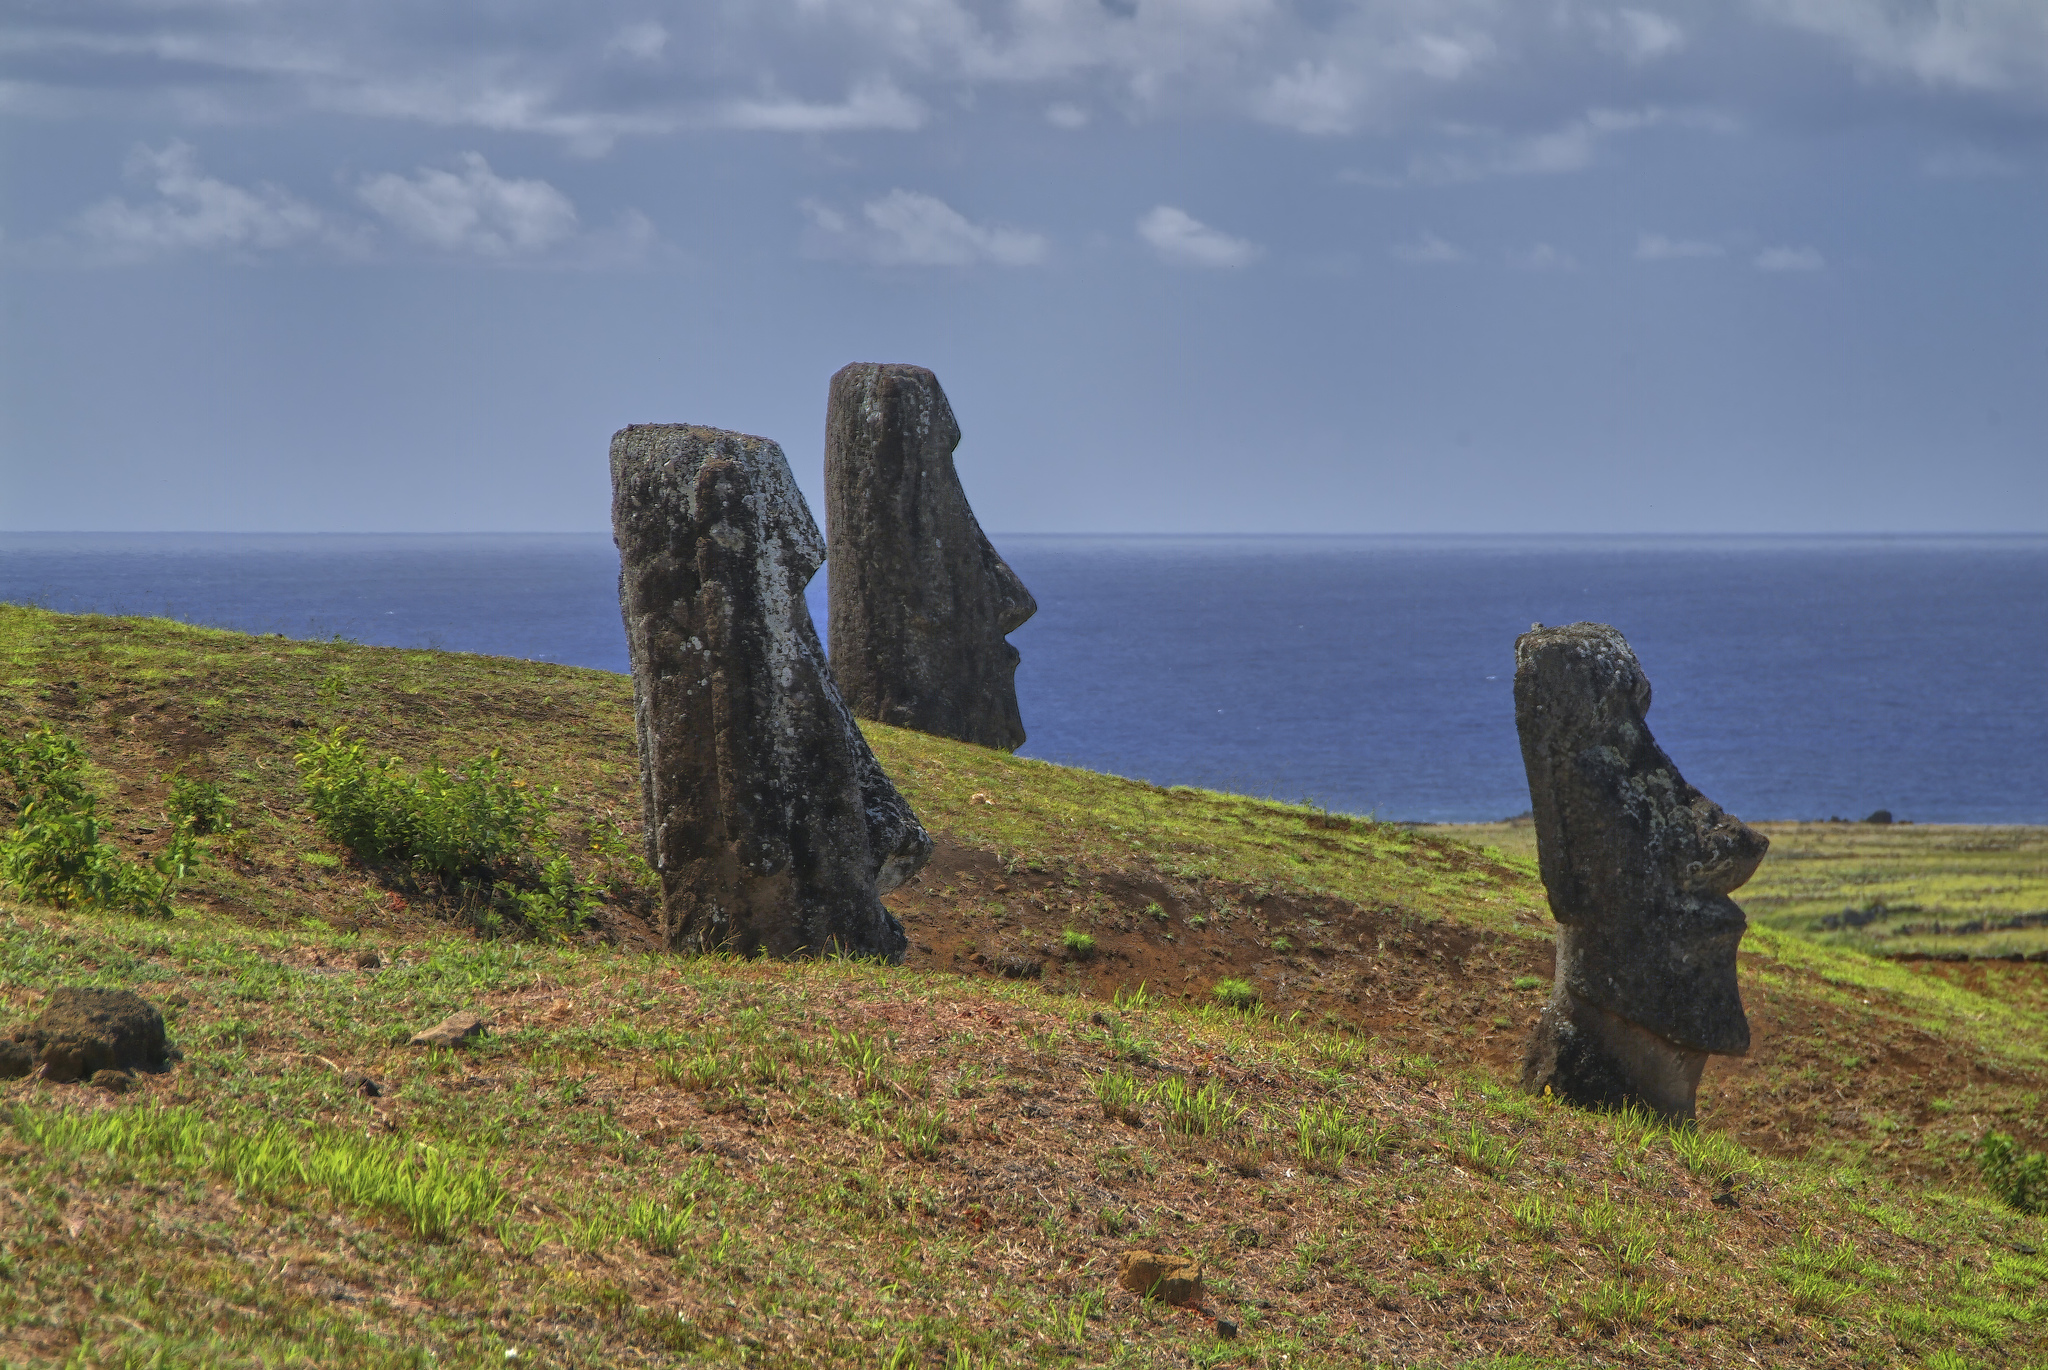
1514,621 -> 1767,1120
824,363 -> 1037,751
610,423 -> 932,960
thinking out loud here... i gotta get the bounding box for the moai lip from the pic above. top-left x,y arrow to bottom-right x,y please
824,363 -> 1037,751
610,423 -> 931,960
1513,621 -> 1767,1121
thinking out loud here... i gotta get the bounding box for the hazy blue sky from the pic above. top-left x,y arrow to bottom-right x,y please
2,1 -> 2045,534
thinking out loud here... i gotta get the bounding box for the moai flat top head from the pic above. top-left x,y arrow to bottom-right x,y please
824,363 -> 1036,751
1514,621 -> 1765,1056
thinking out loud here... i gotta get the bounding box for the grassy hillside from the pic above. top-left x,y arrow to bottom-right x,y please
2,605 -> 2046,1369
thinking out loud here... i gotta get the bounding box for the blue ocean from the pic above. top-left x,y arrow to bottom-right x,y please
2,532 -> 2042,825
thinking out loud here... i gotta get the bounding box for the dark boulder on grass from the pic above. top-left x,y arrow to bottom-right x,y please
611,423 -> 931,961
824,364 -> 1036,751
2,987 -> 175,1083
1513,623 -> 1766,1122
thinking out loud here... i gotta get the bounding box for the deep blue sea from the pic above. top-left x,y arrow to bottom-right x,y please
2,532 -> 2043,825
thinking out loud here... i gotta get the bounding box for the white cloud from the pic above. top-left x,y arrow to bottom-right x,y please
1391,231 -> 1466,263
1255,61 -> 1367,136
1755,244 -> 1825,271
1758,0 -> 2048,94
804,190 -> 1048,267
1636,232 -> 1725,260
1511,242 -> 1579,271
1136,206 -> 1262,268
1592,10 -> 1688,65
605,21 -> 668,62
357,153 -> 579,256
71,141 -> 336,259
716,79 -> 926,133
1044,102 -> 1089,129
1398,106 -> 1712,184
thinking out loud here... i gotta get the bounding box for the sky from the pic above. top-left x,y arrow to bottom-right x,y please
1,1 -> 2045,535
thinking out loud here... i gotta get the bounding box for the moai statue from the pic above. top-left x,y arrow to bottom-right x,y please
824,363 -> 1037,751
1514,622 -> 1766,1121
610,424 -> 932,960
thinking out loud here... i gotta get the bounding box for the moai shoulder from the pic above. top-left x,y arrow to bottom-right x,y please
610,423 -> 931,959
824,363 -> 1036,751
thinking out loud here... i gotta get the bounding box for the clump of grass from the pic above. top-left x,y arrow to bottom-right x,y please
1977,1132 -> 2048,1215
834,1030 -> 894,1096
624,1197 -> 695,1256
1512,974 -> 1544,991
1511,1195 -> 1558,1240
0,724 -> 190,917
1295,1101 -> 1396,1174
1577,1279 -> 1670,1334
1061,928 -> 1096,959
1095,1069 -> 1146,1126
1212,978 -> 1260,1012
1153,1076 -> 1244,1137
1670,1123 -> 1755,1184
1452,1124 -> 1522,1177
1113,982 -> 1157,1012
1270,935 -> 1293,953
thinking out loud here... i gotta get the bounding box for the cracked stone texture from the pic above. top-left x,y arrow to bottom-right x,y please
611,423 -> 931,960
5,987 -> 173,1083
1513,621 -> 1766,1119
825,363 -> 1036,751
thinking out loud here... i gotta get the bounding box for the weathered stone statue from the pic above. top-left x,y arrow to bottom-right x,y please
824,363 -> 1036,751
611,424 -> 931,960
1514,622 -> 1766,1121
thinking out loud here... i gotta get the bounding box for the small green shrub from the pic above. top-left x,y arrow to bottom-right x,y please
296,727 -> 541,881
1977,1132 -> 2048,1215
1512,975 -> 1544,991
1212,978 -> 1260,1011
1061,929 -> 1097,958
1270,936 -> 1293,953
166,774 -> 234,834
0,725 -> 187,916
296,726 -> 597,936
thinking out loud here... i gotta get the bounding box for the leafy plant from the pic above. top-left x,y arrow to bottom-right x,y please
1212,978 -> 1260,1011
1061,928 -> 1097,958
166,774 -> 234,835
1296,1101 -> 1395,1174
0,725 -> 187,917
296,727 -> 541,882
1977,1132 -> 2048,1215
624,1197 -> 695,1255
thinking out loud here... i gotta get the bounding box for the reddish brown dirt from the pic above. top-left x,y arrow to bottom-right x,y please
887,837 -> 2048,1183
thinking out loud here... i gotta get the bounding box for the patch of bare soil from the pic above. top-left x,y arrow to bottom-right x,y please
888,838 -> 2048,1183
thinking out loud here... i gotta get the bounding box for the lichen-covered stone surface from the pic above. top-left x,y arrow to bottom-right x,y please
611,423 -> 930,960
4,987 -> 173,1083
1513,621 -> 1767,1120
824,363 -> 1036,751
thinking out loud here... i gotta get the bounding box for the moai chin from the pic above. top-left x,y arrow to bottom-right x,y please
824,363 -> 1037,751
1514,622 -> 1766,1121
610,424 -> 932,960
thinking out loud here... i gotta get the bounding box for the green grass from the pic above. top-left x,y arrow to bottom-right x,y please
2,606 -> 2047,1367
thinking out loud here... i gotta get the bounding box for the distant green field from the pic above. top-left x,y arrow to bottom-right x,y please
1419,820 -> 2048,959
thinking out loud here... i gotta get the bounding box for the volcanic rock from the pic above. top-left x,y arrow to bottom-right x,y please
1117,1251 -> 1204,1306
824,364 -> 1036,751
1513,622 -> 1767,1121
611,423 -> 932,959
409,1011 -> 487,1048
4,987 -> 175,1083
